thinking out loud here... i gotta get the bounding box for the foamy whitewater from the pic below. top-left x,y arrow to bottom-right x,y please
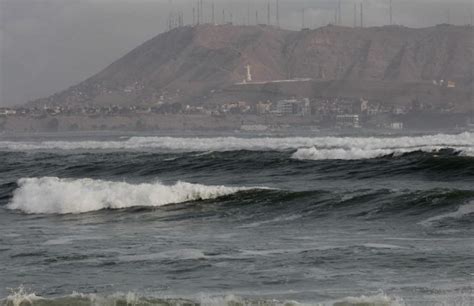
0,132 -> 473,160
1,132 -> 473,305
8,177 -> 255,214
3,288 -> 406,306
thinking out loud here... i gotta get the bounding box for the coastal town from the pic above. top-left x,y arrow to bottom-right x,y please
0,91 -> 472,132
1,24 -> 473,133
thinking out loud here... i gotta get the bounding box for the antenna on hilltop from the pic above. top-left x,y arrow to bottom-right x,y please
470,3 -> 473,26
276,0 -> 280,28
247,1 -> 251,25
167,0 -> 184,30
469,1 -> 474,27
360,2 -> 364,27
302,8 -> 305,29
354,3 -> 357,27
200,0 -> 204,24
196,0 -> 200,24
267,1 -> 271,25
338,0 -> 342,25
167,0 -> 172,30
470,0 -> 474,26
212,2 -> 215,24
389,0 -> 393,25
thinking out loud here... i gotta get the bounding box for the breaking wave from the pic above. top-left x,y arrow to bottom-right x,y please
7,177 -> 257,214
0,133 -> 473,160
291,146 -> 473,160
334,293 -> 405,306
2,287 -> 406,306
420,200 -> 474,226
5,176 -> 474,219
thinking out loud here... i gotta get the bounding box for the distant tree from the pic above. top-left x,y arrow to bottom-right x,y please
170,103 -> 182,114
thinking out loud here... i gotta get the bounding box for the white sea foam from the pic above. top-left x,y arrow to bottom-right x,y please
419,201 -> 474,226
7,177 -> 255,214
4,286 -> 43,306
292,147 -> 400,160
335,293 -> 405,306
293,144 -> 474,160
6,289 -> 473,306
0,133 -> 473,159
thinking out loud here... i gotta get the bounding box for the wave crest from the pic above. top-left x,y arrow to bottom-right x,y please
292,147 -> 397,160
419,200 -> 474,226
291,146 -> 471,160
0,133 -> 473,157
7,177 -> 254,214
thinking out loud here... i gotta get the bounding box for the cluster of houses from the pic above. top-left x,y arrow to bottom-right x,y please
0,95 -> 462,130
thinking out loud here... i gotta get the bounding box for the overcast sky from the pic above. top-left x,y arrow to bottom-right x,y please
1,0 -> 473,106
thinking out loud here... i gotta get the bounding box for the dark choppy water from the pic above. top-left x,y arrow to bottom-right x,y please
0,133 -> 473,305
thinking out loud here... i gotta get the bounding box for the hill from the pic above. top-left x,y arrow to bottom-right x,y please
30,24 -> 473,108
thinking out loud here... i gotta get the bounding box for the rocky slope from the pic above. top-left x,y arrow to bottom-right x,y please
31,24 -> 473,107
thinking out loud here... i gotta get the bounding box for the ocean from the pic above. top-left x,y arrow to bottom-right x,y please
0,132 -> 473,305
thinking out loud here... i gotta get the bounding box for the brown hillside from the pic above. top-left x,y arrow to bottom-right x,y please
31,24 -> 473,107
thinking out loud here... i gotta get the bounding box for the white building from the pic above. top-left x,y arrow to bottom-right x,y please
0,108 -> 17,116
336,114 -> 361,128
274,99 -> 310,116
390,122 -> 404,130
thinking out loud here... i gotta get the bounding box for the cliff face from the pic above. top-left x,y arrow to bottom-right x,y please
32,24 -> 473,107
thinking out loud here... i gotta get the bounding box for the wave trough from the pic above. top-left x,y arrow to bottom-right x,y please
7,177 -> 254,214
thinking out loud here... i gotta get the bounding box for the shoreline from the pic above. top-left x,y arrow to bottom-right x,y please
1,113 -> 471,135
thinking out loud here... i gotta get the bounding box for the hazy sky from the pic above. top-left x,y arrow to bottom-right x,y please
1,0 -> 473,106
